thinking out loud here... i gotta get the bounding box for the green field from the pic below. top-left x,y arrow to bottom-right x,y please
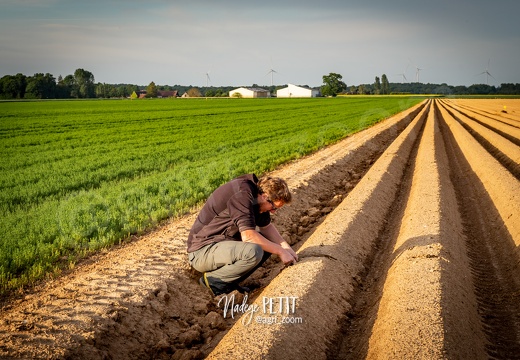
0,97 -> 424,294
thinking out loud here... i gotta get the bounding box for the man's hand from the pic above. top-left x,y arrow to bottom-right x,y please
280,241 -> 298,262
279,248 -> 297,266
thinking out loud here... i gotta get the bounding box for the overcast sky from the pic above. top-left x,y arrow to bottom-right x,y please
1,0 -> 519,87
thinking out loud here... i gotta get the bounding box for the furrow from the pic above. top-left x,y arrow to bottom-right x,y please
441,99 -> 520,146
336,100 -> 486,359
439,101 -> 520,359
206,101 -> 431,359
449,99 -> 520,128
438,100 -> 520,179
438,102 -> 520,254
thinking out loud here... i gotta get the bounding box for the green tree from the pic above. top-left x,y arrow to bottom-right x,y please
25,73 -> 56,99
374,76 -> 381,95
130,91 -> 138,100
381,74 -> 390,95
95,83 -> 107,98
0,75 -> 15,99
146,81 -> 158,98
108,85 -> 118,98
321,72 -> 347,97
467,84 -> 496,95
0,73 -> 27,99
14,73 -> 27,98
74,68 -> 95,98
126,84 -> 139,97
57,74 -> 75,98
115,86 -> 127,98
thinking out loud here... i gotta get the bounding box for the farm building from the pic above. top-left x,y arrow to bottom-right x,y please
277,84 -> 320,98
229,87 -> 270,98
157,90 -> 179,98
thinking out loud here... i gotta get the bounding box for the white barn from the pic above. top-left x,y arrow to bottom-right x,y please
229,87 -> 270,98
277,84 -> 320,98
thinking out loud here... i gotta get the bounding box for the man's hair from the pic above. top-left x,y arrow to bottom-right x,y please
257,176 -> 292,203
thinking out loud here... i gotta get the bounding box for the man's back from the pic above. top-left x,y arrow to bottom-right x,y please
187,174 -> 269,252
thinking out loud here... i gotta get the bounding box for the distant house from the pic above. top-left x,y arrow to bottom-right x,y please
277,84 -> 320,98
157,90 -> 179,98
229,87 -> 270,98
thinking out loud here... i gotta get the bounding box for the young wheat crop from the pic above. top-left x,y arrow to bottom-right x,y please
0,97 -> 424,294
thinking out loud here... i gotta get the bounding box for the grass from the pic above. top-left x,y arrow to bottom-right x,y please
0,96 -> 424,294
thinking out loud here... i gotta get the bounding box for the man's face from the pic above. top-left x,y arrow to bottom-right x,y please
259,194 -> 285,214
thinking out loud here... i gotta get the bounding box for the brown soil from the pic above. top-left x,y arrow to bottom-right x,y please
1,99 -> 519,360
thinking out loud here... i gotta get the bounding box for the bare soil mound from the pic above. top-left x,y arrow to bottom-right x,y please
1,99 -> 519,360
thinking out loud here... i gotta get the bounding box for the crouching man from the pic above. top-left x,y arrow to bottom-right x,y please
187,174 -> 298,296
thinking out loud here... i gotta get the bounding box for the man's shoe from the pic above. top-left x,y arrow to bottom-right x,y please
230,284 -> 251,293
199,274 -> 217,296
199,274 -> 250,296
199,273 -> 233,296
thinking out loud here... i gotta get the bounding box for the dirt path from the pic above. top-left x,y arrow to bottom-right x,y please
1,99 -> 519,359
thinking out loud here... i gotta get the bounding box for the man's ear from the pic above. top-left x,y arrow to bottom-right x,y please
258,193 -> 268,203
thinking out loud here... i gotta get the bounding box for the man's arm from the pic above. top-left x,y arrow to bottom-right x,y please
241,228 -> 297,265
259,223 -> 298,261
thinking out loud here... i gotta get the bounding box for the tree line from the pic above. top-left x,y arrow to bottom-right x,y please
353,80 -> 520,96
0,69 -> 142,100
320,72 -> 520,96
0,69 -> 237,100
2,69 -> 520,100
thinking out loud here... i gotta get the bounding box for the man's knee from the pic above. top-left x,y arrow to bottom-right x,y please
243,243 -> 264,265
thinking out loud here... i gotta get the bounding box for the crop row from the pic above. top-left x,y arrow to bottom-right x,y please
0,97 -> 423,294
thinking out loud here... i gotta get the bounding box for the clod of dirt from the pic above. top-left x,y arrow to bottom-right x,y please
201,311 -> 226,331
306,207 -> 321,218
320,207 -> 334,214
177,325 -> 202,347
327,195 -> 344,207
299,215 -> 314,227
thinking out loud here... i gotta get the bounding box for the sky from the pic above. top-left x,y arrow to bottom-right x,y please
1,0 -> 519,88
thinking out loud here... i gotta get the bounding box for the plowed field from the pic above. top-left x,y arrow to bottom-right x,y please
1,99 -> 519,360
